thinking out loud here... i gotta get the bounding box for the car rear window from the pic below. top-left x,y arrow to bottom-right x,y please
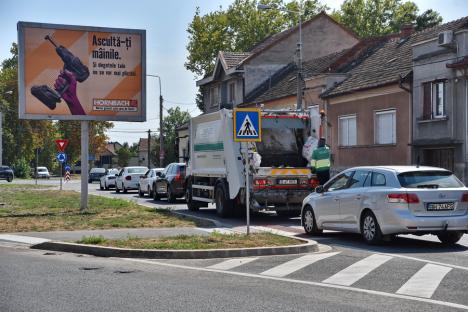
398,171 -> 464,188
128,168 -> 148,174
178,166 -> 186,176
38,168 -> 47,172
90,168 -> 106,173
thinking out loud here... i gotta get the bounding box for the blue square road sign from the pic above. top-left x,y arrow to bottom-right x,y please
233,108 -> 262,142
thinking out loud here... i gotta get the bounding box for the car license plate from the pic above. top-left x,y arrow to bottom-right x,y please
427,202 -> 454,211
277,179 -> 297,185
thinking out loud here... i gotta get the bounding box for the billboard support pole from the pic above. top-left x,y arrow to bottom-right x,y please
80,121 -> 89,212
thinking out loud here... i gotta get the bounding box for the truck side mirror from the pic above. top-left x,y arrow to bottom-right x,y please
315,185 -> 324,193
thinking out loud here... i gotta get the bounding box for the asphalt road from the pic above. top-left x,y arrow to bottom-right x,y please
3,178 -> 468,311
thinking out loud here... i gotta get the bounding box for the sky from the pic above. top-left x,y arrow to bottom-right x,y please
1,0 -> 467,144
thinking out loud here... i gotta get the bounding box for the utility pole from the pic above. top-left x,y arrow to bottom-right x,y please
147,75 -> 164,168
0,111 -> 2,166
147,129 -> 151,168
296,10 -> 303,112
159,94 -> 164,167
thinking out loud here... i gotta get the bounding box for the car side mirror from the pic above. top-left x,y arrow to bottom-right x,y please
156,172 -> 161,177
140,175 -> 145,179
315,185 -> 324,193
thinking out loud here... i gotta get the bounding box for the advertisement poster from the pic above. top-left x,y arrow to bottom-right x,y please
18,22 -> 146,121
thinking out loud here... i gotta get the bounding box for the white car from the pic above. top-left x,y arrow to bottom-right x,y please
139,168 -> 164,197
100,168 -> 120,190
115,166 -> 148,193
301,166 -> 468,245
36,167 -> 50,179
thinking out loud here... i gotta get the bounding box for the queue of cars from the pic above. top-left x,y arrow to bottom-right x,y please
96,164 -> 187,203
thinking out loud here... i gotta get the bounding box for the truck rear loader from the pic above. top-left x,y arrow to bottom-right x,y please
185,108 -> 319,217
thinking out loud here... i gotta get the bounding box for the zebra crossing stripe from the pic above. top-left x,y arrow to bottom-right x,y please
260,252 -> 340,277
396,264 -> 452,298
322,254 -> 393,286
207,258 -> 258,270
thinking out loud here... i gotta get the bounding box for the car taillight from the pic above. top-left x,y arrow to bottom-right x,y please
387,193 -> 419,204
254,179 -> 267,186
461,194 -> 468,202
125,176 -> 131,181
308,178 -> 319,189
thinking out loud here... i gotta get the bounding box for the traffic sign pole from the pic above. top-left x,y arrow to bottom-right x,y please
234,108 -> 261,236
244,143 -> 250,235
60,162 -> 62,191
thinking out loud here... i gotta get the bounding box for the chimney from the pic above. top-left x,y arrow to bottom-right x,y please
400,24 -> 414,39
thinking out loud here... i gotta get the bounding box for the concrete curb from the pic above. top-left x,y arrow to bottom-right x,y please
31,237 -> 318,259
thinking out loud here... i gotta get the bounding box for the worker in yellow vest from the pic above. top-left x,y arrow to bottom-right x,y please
311,138 -> 331,185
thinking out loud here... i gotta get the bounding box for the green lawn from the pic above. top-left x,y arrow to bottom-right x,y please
0,183 -> 55,190
0,187 -> 196,232
77,232 -> 302,249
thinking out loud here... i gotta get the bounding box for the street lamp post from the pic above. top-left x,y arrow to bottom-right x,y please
257,4 -> 303,111
147,74 -> 164,167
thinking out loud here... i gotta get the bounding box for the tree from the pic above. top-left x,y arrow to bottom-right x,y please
415,9 -> 443,31
161,107 -> 191,165
0,43 -> 57,174
185,0 -> 327,78
117,145 -> 132,167
335,0 -> 442,38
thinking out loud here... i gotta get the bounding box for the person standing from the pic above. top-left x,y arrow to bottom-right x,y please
311,138 -> 331,185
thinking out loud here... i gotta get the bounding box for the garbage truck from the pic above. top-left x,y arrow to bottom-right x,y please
185,108 -> 320,217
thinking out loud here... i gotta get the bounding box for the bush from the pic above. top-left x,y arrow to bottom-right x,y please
12,158 -> 31,178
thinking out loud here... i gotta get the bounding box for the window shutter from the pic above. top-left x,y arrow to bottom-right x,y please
423,83 -> 431,119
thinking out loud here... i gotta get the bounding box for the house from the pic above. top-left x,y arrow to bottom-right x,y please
176,123 -> 189,163
137,138 -> 152,167
197,12 -> 359,114
411,17 -> 468,181
96,142 -> 122,169
243,26 -> 414,173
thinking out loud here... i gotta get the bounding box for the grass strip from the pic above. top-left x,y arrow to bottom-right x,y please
76,232 -> 302,250
0,188 -> 196,232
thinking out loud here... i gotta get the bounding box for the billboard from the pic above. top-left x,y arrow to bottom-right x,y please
18,22 -> 146,121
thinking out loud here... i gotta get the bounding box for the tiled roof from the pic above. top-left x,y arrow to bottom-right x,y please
220,52 -> 252,69
245,38 -> 385,104
322,16 -> 468,98
106,142 -> 122,156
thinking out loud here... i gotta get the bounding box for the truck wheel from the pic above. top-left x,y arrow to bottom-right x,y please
215,183 -> 232,218
186,184 -> 200,211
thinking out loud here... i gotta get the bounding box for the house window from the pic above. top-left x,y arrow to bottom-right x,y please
339,115 -> 357,146
375,109 -> 396,145
422,81 -> 446,119
209,85 -> 220,108
228,82 -> 236,103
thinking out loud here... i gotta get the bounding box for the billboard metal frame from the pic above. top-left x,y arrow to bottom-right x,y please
17,21 -> 147,122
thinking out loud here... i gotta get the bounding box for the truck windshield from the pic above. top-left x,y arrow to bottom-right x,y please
398,171 -> 464,188
256,128 -> 307,167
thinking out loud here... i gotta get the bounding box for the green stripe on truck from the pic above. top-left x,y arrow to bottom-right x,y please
194,142 -> 224,151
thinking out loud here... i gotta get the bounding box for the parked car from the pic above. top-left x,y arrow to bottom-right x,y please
154,163 -> 186,202
35,167 -> 50,179
139,168 -> 164,197
301,166 -> 468,245
88,167 -> 107,183
115,166 -> 148,193
100,168 -> 120,190
0,166 -> 14,182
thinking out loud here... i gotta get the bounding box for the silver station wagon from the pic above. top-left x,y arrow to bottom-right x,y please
301,166 -> 468,245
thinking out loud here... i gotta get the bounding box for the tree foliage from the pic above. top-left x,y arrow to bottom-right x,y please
185,0 -> 327,78
334,0 -> 442,38
161,107 -> 191,165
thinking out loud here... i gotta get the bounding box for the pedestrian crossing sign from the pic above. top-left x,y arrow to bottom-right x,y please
233,108 -> 262,142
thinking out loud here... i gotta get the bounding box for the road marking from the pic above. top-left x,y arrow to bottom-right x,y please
207,257 -> 258,270
323,254 -> 393,286
376,252 -> 468,272
396,264 -> 452,298
0,234 -> 50,245
260,252 -> 340,277
124,258 -> 468,310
